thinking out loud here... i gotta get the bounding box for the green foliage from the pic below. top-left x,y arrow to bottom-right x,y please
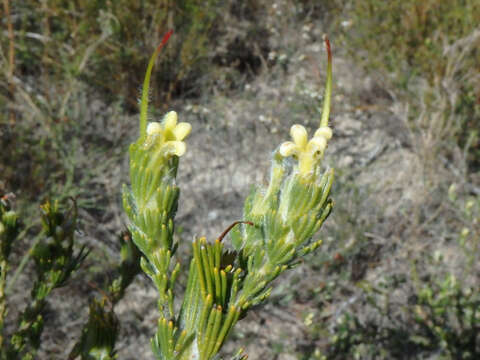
108,231 -> 143,305
122,34 -> 335,359
2,1 -> 480,358
0,199 -> 88,359
0,195 -> 19,261
0,192 -> 143,359
0,194 -> 20,350
69,299 -> 119,360
412,273 -> 480,358
320,258 -> 480,359
70,231 -> 142,360
305,185 -> 480,360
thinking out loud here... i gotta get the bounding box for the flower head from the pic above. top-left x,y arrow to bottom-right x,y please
145,111 -> 192,157
279,124 -> 332,176
278,35 -> 333,178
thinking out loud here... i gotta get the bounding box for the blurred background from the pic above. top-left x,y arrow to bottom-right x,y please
1,0 -> 480,358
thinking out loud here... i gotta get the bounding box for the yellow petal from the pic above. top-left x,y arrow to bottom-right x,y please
290,124 -> 308,148
173,122 -> 192,140
307,137 -> 327,155
279,141 -> 298,157
164,141 -> 186,157
314,126 -> 333,140
164,111 -> 178,131
146,122 -> 162,135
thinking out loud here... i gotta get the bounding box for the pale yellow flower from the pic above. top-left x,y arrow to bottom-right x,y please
279,124 -> 332,176
146,111 -> 192,157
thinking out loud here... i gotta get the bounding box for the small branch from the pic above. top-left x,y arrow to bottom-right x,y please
217,221 -> 254,242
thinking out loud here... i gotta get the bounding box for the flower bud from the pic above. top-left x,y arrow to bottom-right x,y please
279,142 -> 297,157
290,125 -> 308,148
314,126 -> 333,140
147,122 -> 162,135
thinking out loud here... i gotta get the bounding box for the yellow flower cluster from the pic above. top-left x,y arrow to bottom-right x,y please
279,124 -> 332,176
145,111 -> 192,157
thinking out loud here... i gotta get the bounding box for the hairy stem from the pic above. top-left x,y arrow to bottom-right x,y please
320,35 -> 332,128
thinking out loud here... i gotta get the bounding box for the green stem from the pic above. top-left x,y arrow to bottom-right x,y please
320,35 -> 332,128
139,30 -> 173,139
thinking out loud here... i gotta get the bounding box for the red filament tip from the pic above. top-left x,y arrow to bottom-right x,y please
157,29 -> 173,52
323,35 -> 331,63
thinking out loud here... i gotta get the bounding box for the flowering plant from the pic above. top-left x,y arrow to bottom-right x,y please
122,31 -> 335,360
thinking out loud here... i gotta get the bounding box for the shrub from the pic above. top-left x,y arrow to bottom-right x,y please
0,31 -> 337,359
121,32 -> 336,360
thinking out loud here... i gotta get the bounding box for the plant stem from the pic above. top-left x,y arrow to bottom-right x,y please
2,0 -> 16,124
0,258 -> 8,349
320,35 -> 332,128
